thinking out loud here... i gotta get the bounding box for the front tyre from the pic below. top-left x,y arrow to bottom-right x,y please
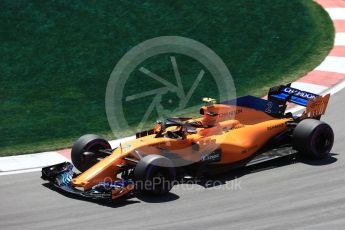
71,134 -> 111,172
134,155 -> 176,195
292,119 -> 334,160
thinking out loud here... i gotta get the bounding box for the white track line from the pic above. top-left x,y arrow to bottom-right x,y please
315,56 -> 345,74
322,78 -> 345,96
0,168 -> 42,176
0,138 -> 137,176
0,152 -> 69,174
335,33 -> 345,46
0,137 -> 137,176
326,8 -> 345,20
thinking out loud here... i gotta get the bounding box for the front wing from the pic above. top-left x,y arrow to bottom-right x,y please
41,162 -> 134,200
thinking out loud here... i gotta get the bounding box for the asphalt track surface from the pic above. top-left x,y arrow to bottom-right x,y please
1,89 -> 345,230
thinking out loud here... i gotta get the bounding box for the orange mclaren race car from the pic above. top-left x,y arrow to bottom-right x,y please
42,83 -> 334,200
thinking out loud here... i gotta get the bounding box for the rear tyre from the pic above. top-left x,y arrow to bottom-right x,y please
292,119 -> 334,160
134,155 -> 176,195
71,134 -> 111,172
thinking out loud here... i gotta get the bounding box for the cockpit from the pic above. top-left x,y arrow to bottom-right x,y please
154,118 -> 203,139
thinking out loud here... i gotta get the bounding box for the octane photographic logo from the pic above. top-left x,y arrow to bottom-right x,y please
100,177 -> 243,193
105,36 -> 236,166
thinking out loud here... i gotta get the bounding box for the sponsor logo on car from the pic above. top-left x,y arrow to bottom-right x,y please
201,150 -> 221,162
283,87 -> 316,99
267,123 -> 285,131
219,109 -> 242,118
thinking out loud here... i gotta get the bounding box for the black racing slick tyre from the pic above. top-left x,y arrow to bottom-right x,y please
71,134 -> 111,172
134,155 -> 176,195
292,119 -> 334,160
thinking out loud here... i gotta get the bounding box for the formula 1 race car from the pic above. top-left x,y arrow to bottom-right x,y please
42,83 -> 334,200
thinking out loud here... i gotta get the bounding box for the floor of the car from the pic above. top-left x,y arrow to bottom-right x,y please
245,146 -> 297,166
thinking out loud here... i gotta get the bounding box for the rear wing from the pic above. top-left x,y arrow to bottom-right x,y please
268,84 -> 330,118
268,84 -> 318,107
301,94 -> 330,119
